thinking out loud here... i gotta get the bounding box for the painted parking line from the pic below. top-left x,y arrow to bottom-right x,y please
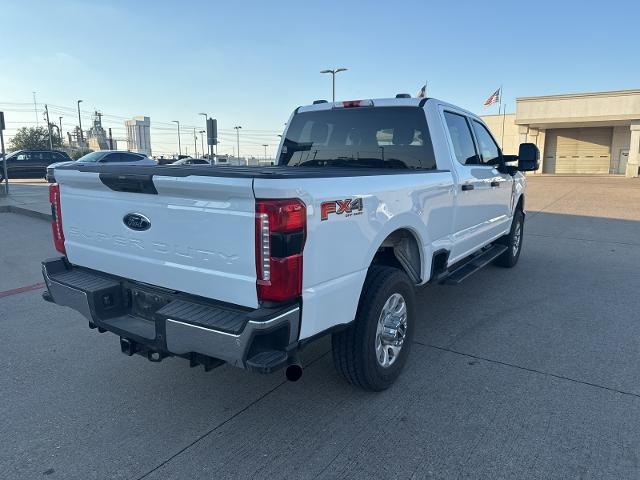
0,282 -> 45,299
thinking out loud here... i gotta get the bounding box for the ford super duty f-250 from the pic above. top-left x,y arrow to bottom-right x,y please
42,96 -> 539,391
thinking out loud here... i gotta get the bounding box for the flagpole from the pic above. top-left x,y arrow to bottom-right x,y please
501,107 -> 506,148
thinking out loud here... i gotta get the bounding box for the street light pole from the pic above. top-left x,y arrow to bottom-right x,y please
77,100 -> 83,150
320,68 -> 348,102
59,117 -> 63,145
199,130 -> 205,159
234,126 -> 242,160
1,111 -> 8,194
262,144 -> 268,161
33,92 -> 38,126
44,104 -> 53,150
172,120 -> 181,155
199,112 -> 208,157
193,128 -> 198,157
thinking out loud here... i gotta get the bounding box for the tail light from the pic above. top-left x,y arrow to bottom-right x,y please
255,199 -> 306,302
49,183 -> 66,254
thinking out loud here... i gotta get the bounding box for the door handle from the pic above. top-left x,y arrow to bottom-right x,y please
461,184 -> 474,191
491,181 -> 500,187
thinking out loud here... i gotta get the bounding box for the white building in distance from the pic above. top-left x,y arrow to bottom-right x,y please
125,116 -> 151,156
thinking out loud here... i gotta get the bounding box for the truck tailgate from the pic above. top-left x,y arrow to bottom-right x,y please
55,169 -> 258,309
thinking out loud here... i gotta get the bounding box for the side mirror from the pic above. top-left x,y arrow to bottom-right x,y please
518,143 -> 540,171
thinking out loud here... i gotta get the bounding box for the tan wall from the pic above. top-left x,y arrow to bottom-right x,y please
517,90 -> 640,126
481,114 -> 519,154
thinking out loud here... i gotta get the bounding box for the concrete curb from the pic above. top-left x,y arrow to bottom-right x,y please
0,205 -> 52,222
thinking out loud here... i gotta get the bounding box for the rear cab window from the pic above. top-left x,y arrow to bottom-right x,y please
279,106 -> 436,170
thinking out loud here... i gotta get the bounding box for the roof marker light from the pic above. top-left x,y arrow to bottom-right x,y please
336,99 -> 374,108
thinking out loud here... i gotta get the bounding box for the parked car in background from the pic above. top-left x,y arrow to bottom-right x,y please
0,150 -> 71,181
170,157 -> 211,165
46,150 -> 155,182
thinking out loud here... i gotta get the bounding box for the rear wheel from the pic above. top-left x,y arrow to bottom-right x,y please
332,265 -> 415,391
494,209 -> 524,268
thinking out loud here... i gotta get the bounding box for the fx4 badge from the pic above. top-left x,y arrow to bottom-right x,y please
321,198 -> 363,221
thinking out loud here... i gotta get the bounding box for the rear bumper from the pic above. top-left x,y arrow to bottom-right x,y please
42,257 -> 300,373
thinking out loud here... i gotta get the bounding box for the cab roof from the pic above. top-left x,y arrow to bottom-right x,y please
296,97 -> 480,121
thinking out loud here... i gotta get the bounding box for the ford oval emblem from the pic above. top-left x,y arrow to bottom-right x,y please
123,213 -> 151,231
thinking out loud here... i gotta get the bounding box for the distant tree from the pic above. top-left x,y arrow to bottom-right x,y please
9,126 -> 63,150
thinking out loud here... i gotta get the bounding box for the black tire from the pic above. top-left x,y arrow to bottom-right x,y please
332,265 -> 415,391
494,209 -> 524,268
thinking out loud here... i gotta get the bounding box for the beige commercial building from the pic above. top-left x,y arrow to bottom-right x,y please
482,89 -> 640,177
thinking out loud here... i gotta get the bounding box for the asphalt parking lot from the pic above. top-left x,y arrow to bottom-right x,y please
1,176 -> 639,479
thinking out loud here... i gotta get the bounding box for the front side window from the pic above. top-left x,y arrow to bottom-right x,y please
279,107 -> 436,169
443,112 -> 478,165
472,120 -> 501,164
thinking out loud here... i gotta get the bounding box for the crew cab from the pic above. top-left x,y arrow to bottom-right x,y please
41,97 -> 539,391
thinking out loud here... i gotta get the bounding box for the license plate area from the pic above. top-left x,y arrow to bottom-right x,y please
129,287 -> 171,321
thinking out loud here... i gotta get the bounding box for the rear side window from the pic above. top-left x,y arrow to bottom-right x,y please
443,112 -> 479,165
118,153 -> 143,162
280,107 -> 436,170
471,120 -> 501,164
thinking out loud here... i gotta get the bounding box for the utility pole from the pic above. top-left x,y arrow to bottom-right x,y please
109,128 -> 113,149
59,117 -> 63,145
320,68 -> 348,102
33,92 -> 38,126
77,100 -> 84,150
262,144 -> 268,161
172,120 -> 181,155
234,126 -> 242,160
44,104 -> 53,150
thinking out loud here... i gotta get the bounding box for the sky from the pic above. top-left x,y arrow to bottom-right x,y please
1,0 -> 639,157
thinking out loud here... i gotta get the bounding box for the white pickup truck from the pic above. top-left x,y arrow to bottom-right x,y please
42,96 -> 539,390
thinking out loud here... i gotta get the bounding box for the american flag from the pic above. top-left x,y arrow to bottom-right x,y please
416,84 -> 427,98
484,88 -> 501,106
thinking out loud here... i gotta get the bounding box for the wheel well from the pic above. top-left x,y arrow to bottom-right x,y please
516,195 -> 524,212
371,229 -> 422,284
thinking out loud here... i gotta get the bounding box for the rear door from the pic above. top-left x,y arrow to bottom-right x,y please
28,152 -> 46,177
55,168 -> 259,308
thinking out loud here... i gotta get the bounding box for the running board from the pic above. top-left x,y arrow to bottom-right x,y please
440,245 -> 508,285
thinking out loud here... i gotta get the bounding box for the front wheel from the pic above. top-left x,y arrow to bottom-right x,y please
332,265 -> 415,391
494,209 -> 524,268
